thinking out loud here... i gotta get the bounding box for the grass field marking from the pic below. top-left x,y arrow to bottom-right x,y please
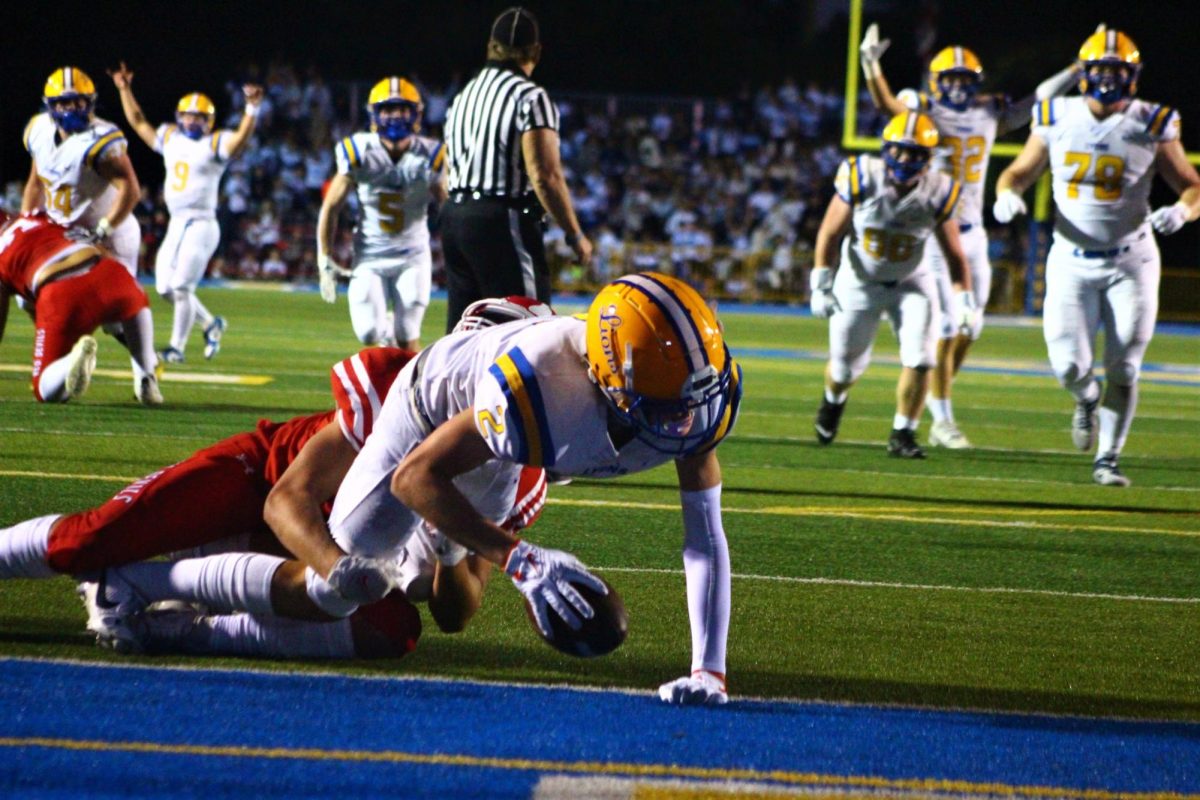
728,464 -> 1200,495
0,363 -> 273,386
595,567 -> 1200,605
0,736 -> 1191,800
552,498 -> 1200,538
2,470 -> 1194,536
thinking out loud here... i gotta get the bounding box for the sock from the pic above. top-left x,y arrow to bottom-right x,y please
0,515 -> 60,579
1097,383 -> 1137,460
926,395 -> 952,424
193,614 -> 355,658
170,289 -> 197,353
116,553 -> 284,615
36,356 -> 74,402
824,388 -> 847,405
121,307 -> 158,381
193,295 -> 215,329
893,414 -> 919,431
1067,376 -> 1101,405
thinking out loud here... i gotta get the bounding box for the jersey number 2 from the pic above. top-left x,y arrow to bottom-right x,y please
942,135 -> 985,184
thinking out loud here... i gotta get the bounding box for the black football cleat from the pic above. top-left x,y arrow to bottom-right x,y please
814,397 -> 846,445
887,427 -> 926,459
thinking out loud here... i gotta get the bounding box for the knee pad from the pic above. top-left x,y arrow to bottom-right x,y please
827,358 -> 859,387
1106,360 -> 1139,386
1052,360 -> 1086,388
350,591 -> 423,658
304,566 -> 359,618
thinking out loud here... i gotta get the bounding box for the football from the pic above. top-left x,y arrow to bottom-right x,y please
525,577 -> 628,657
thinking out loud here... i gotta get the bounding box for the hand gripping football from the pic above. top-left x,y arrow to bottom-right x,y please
525,577 -> 628,657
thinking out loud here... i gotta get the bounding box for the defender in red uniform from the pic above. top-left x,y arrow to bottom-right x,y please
0,210 -> 160,403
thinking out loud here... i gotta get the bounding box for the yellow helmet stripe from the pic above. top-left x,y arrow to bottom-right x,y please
936,180 -> 963,222
64,67 -> 73,92
85,131 -> 125,169
1106,29 -> 1117,55
954,47 -> 963,68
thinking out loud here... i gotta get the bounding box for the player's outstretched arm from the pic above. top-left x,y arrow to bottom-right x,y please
22,162 -> 44,213
316,174 -> 354,303
223,84 -> 264,160
657,449 -> 731,706
810,195 -> 852,318
859,23 -> 908,117
107,62 -> 158,150
993,134 -> 1049,223
1151,140 -> 1200,235
998,65 -> 1078,136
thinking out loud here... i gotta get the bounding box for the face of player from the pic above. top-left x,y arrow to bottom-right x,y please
1083,62 -> 1134,107
48,96 -> 92,133
882,144 -> 930,186
176,112 -> 212,140
937,72 -> 979,109
374,102 -> 418,142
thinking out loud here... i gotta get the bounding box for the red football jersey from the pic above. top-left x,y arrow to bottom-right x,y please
261,347 -> 417,486
0,212 -> 100,301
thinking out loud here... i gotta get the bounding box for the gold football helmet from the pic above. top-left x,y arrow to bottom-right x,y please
368,77 -> 422,141
176,93 -> 216,139
43,67 -> 97,133
585,272 -> 740,455
881,112 -> 939,184
926,46 -> 984,111
1077,27 -> 1141,104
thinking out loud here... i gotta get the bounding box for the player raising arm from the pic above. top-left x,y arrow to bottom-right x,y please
811,112 -> 971,459
859,24 -> 1076,448
992,27 -> 1200,487
110,62 -> 262,363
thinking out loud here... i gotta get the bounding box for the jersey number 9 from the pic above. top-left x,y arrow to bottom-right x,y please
170,162 -> 190,192
1064,152 -> 1124,201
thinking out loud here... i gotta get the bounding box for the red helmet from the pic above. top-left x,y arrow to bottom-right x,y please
453,295 -> 554,333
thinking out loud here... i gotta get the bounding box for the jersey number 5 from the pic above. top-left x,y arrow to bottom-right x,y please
378,191 -> 407,234
1064,152 -> 1124,200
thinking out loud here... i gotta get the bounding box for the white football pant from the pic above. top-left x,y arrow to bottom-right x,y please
827,267 -> 938,385
348,251 -> 432,344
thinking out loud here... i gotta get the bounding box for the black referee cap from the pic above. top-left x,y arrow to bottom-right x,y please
490,6 -> 539,47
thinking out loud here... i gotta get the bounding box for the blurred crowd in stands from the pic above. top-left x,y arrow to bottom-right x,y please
4,61 -> 1026,301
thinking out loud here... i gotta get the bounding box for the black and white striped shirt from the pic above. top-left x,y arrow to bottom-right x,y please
444,61 -> 560,198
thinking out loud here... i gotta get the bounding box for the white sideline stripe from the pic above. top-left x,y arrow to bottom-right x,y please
1,470 -> 1195,537
0,363 -> 272,386
596,566 -> 1200,605
723,462 -> 1200,494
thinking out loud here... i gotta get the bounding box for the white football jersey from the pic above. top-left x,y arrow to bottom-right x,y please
899,91 -> 1015,227
335,132 -> 446,261
23,113 -> 127,226
1033,97 -> 1179,248
834,154 -> 961,283
154,124 -> 234,217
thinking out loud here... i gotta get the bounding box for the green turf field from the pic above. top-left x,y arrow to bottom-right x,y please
1,285 -> 1197,721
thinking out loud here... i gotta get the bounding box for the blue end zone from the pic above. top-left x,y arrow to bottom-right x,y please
1,659 -> 1197,797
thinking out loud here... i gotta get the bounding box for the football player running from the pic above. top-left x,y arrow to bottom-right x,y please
317,77 -> 448,350
22,67 -> 161,404
0,211 -> 159,403
110,61 -> 263,364
993,28 -> 1200,487
811,112 -> 972,459
860,24 -> 1077,448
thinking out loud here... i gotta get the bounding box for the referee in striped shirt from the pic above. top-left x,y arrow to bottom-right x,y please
441,6 -> 591,331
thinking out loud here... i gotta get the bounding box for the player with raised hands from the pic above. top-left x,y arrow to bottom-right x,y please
993,27 -> 1200,487
860,24 -> 1077,449
317,77 -> 447,350
109,61 -> 263,364
811,112 -> 972,459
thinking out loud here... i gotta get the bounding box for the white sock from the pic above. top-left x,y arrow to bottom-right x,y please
170,289 -> 197,352
193,614 -> 355,658
824,388 -> 847,405
894,414 -> 918,431
36,356 -> 74,402
194,294 -> 215,329
0,515 -> 60,578
121,307 -> 158,381
116,553 -> 283,615
926,395 -> 952,424
681,485 -> 729,675
1097,382 -> 1137,460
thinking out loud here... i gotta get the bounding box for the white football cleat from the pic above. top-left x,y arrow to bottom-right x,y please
929,420 -> 971,449
135,375 -> 164,406
142,608 -> 208,654
64,336 -> 98,401
77,570 -> 148,654
203,316 -> 227,360
1072,397 -> 1098,451
1093,457 -> 1131,487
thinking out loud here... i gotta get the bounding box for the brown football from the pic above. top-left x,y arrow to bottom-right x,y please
524,577 -> 628,657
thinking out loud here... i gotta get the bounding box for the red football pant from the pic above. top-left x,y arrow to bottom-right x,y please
32,258 -> 148,400
47,430 -> 274,574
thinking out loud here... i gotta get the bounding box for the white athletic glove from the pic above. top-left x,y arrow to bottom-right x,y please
317,253 -> 350,303
325,554 -> 400,605
1150,202 -> 1190,236
859,23 -> 891,79
658,669 -> 729,706
992,190 -> 1027,224
956,291 -> 979,337
809,267 -> 840,319
505,540 -> 606,636
92,217 -> 114,242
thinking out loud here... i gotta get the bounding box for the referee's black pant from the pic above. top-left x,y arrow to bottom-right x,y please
440,194 -> 552,333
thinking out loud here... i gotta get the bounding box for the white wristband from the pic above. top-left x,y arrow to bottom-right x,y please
244,103 -> 261,119
94,218 -> 114,239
